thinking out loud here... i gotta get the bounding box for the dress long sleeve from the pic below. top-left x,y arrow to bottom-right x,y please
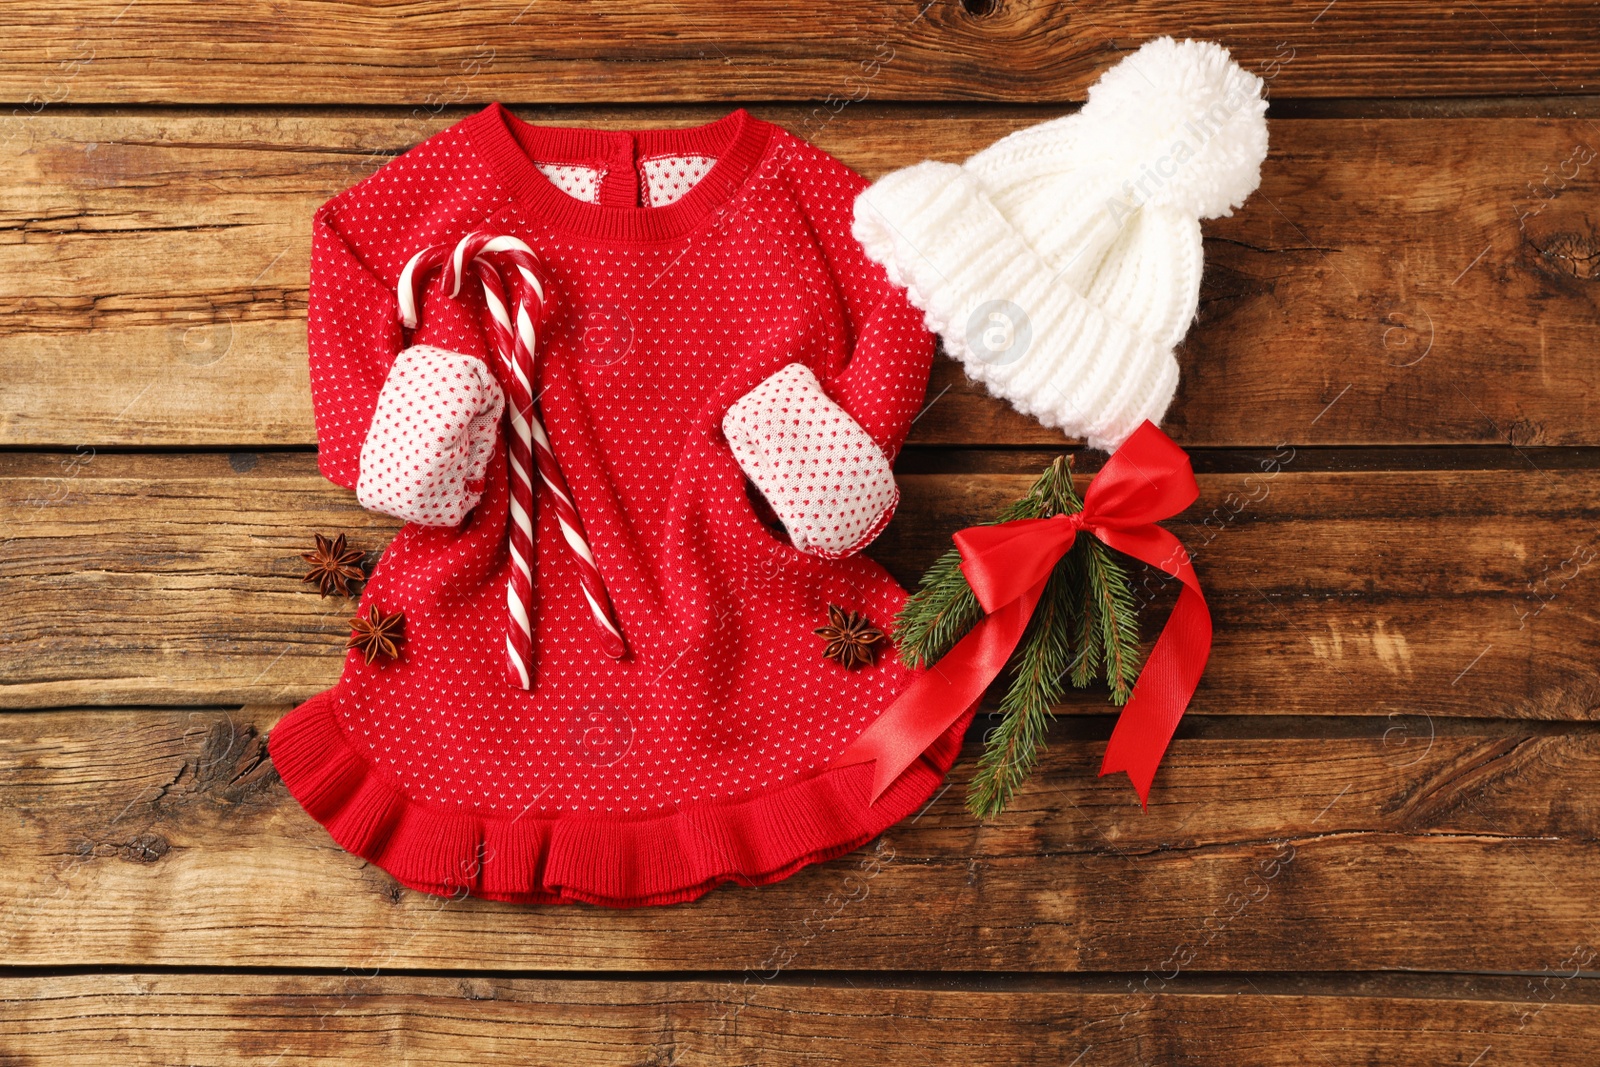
787,140 -> 936,459
306,200 -> 410,493
719,137 -> 936,558
305,131 -> 507,523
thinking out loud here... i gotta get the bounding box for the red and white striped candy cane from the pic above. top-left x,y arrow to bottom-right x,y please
397,231 -> 626,688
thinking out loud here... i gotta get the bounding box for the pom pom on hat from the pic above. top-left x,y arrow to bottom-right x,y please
1079,37 -> 1269,220
852,37 -> 1269,451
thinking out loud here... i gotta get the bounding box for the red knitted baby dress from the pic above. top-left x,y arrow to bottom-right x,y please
267,105 -> 974,906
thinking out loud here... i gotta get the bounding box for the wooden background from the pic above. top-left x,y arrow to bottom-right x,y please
4,2 -> 1600,1062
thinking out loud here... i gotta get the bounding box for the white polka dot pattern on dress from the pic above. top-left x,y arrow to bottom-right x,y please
356,344 -> 505,527
641,154 -> 716,206
723,361 -> 899,559
271,105 -> 956,909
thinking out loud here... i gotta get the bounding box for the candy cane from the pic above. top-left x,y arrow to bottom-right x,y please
397,231 -> 627,688
454,237 -> 628,667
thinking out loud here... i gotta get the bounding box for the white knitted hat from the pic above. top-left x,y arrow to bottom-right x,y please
852,37 -> 1269,451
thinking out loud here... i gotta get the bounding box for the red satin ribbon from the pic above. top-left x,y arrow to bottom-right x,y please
833,420 -> 1211,808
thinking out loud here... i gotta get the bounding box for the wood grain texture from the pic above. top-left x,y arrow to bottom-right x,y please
1,973 -> 1597,1066
0,2 -> 1596,104
1,706 -> 1596,971
5,454 -> 1598,714
4,111 -> 1600,449
2,5 -> 1594,1058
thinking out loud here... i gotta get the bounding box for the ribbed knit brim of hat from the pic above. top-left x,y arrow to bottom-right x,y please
852,37 -> 1268,452
852,161 -> 1191,452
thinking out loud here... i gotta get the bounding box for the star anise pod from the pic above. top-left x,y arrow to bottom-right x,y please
347,606 -> 405,665
814,606 -> 885,670
301,532 -> 366,598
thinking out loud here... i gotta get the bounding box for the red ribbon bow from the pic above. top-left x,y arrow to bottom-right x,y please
833,421 -> 1211,808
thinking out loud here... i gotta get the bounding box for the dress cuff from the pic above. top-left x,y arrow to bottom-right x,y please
357,345 -> 504,527
722,362 -> 900,558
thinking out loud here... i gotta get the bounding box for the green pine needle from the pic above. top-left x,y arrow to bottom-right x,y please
892,544 -> 983,670
1085,537 -> 1143,705
1066,545 -> 1102,689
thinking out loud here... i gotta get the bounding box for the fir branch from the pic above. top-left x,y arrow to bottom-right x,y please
967,553 -> 1076,819
1084,537 -> 1143,705
1066,544 -> 1102,689
892,545 -> 982,669
891,451 -> 1149,819
893,458 -> 1071,669
1032,456 -> 1106,689
1042,454 -> 1085,515
967,456 -> 1081,819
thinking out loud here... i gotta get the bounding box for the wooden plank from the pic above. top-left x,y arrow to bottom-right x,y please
1,974 -> 1596,1065
4,454 -> 1598,713
1,705 -> 1597,971
4,111 -> 1600,449
0,3 -> 1595,104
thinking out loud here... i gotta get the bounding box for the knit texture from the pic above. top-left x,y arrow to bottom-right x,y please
357,344 -> 504,527
640,155 -> 718,206
723,362 -> 899,559
269,105 -> 964,907
852,37 -> 1268,452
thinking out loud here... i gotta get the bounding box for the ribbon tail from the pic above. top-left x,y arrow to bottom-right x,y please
834,587 -> 1042,803
1099,580 -> 1212,807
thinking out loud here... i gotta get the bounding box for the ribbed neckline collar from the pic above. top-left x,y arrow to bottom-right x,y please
464,103 -> 775,243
